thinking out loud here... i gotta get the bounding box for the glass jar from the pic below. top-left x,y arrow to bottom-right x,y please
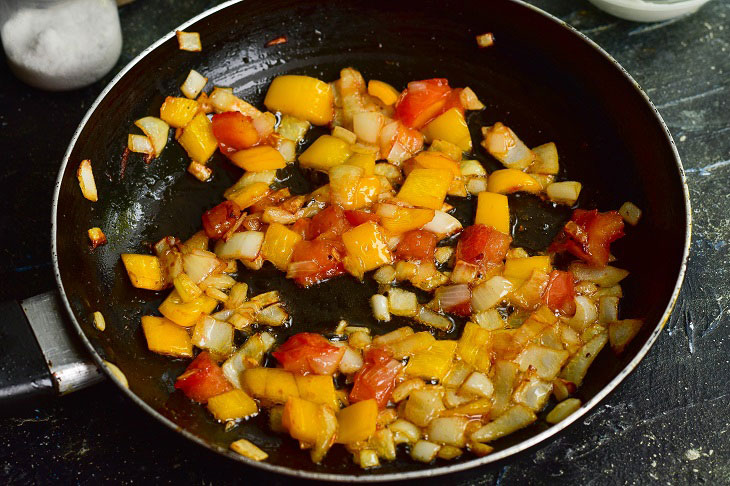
0,0 -> 122,90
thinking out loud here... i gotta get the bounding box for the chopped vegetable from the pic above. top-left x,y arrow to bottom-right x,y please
272,333 -> 345,375
350,348 -> 402,408
92,311 -> 106,331
176,30 -> 202,52
181,69 -> 207,99
141,316 -> 193,357
77,159 -> 98,202
174,351 -> 232,403
619,201 -> 642,226
264,75 -> 334,125
230,438 -> 268,461
87,227 -> 107,249
476,32 -> 495,48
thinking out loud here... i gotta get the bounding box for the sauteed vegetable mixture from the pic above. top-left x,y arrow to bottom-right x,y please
116,66 -> 643,467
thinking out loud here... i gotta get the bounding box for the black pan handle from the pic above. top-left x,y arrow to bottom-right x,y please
0,292 -> 104,405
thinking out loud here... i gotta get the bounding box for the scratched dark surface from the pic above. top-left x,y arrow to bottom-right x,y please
1,0 -> 729,484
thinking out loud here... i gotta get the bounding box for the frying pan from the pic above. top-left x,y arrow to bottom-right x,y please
0,0 -> 690,481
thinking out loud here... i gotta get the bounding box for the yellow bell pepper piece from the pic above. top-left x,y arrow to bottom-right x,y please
408,151 -> 461,178
405,340 -> 457,381
121,254 -> 165,290
228,146 -> 286,172
241,368 -> 299,403
397,168 -> 453,210
172,273 -> 202,303
261,222 -> 303,270
457,322 -> 491,372
207,389 -> 258,421
329,165 -> 379,210
295,374 -> 338,410
379,206 -> 435,234
347,152 -> 376,176
264,75 -> 334,126
227,181 -> 270,209
336,399 -> 378,444
475,192 -> 510,234
342,222 -> 393,276
422,108 -> 472,152
354,176 -> 381,210
158,289 -> 217,327
299,135 -> 352,171
486,169 -> 541,194
179,113 -> 218,163
141,316 -> 193,357
159,96 -> 199,128
282,397 -> 324,445
503,256 -> 552,281
367,80 -> 400,106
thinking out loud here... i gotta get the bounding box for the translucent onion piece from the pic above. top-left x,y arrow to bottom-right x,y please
215,232 -> 264,261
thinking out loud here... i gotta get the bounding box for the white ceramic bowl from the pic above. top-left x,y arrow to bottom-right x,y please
588,0 -> 712,22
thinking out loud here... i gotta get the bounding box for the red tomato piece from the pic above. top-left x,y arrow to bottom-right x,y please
455,224 -> 512,268
542,270 -> 576,315
288,239 -> 346,287
201,200 -> 242,239
290,218 -> 312,239
211,111 -> 260,151
549,209 -> 625,267
272,333 -> 345,375
441,88 -> 465,114
395,230 -> 438,262
344,210 -> 379,226
349,348 -> 403,409
395,78 -> 452,129
309,205 -> 351,240
174,351 -> 232,403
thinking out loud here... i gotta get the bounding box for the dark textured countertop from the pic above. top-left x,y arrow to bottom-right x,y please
1,0 -> 729,484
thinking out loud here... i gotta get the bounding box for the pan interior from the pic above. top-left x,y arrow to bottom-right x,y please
54,0 -> 688,478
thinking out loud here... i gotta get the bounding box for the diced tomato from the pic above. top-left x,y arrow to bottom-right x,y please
290,218 -> 312,239
455,224 -> 512,268
211,111 -> 260,151
349,348 -> 403,409
395,230 -> 438,262
549,209 -> 625,267
174,351 -> 232,403
446,300 -> 472,317
272,333 -> 345,375
240,213 -> 263,232
542,270 -> 576,315
344,209 -> 379,226
395,78 -> 452,129
441,88 -> 465,114
309,205 -> 351,240
201,200 -> 242,239
288,239 -> 346,287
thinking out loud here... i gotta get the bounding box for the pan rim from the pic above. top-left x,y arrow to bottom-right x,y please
51,0 -> 692,481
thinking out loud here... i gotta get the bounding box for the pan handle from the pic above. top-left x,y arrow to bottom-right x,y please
0,292 -> 103,405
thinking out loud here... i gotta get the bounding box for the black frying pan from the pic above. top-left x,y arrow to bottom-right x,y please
4,0 -> 690,481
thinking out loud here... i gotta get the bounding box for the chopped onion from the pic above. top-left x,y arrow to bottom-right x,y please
370,294 -> 390,322
460,372 -> 494,398
434,246 -> 454,265
450,260 -> 478,284
373,265 -> 396,284
472,309 -> 505,330
423,211 -> 462,238
262,207 -> 297,225
410,440 -> 441,463
546,181 -> 582,205
183,249 -> 223,284
215,231 -> 264,261
275,137 -> 297,163
608,319 -> 643,354
176,30 -> 202,52
598,295 -> 619,323
427,417 -> 468,447
128,133 -> 154,154
390,419 -> 421,445
192,316 -> 234,356
545,398 -> 582,424
77,159 -> 98,202
471,404 -> 536,442
619,201 -> 642,226
392,379 -> 426,402
388,288 -> 418,317
181,69 -> 207,99
460,159 -> 487,177
332,126 -> 357,144
404,389 -> 445,427
435,284 -> 471,310
415,306 -> 452,331
568,296 -> 598,331
459,87 -> 485,110
471,276 -> 514,312
339,346 -> 363,374
353,111 -> 384,145
187,161 -> 212,181
569,263 -> 629,287
515,344 -> 570,381
466,177 -> 488,195
373,163 -> 403,184
134,116 -> 169,157
513,376 -> 552,411
253,112 -> 276,139
230,439 -> 268,461
559,333 -> 608,386
256,303 -> 288,326
475,32 -> 495,48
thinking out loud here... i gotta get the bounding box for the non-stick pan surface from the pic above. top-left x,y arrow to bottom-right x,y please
52,0 -> 690,480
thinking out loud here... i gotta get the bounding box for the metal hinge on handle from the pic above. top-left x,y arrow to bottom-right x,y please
20,292 -> 104,394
